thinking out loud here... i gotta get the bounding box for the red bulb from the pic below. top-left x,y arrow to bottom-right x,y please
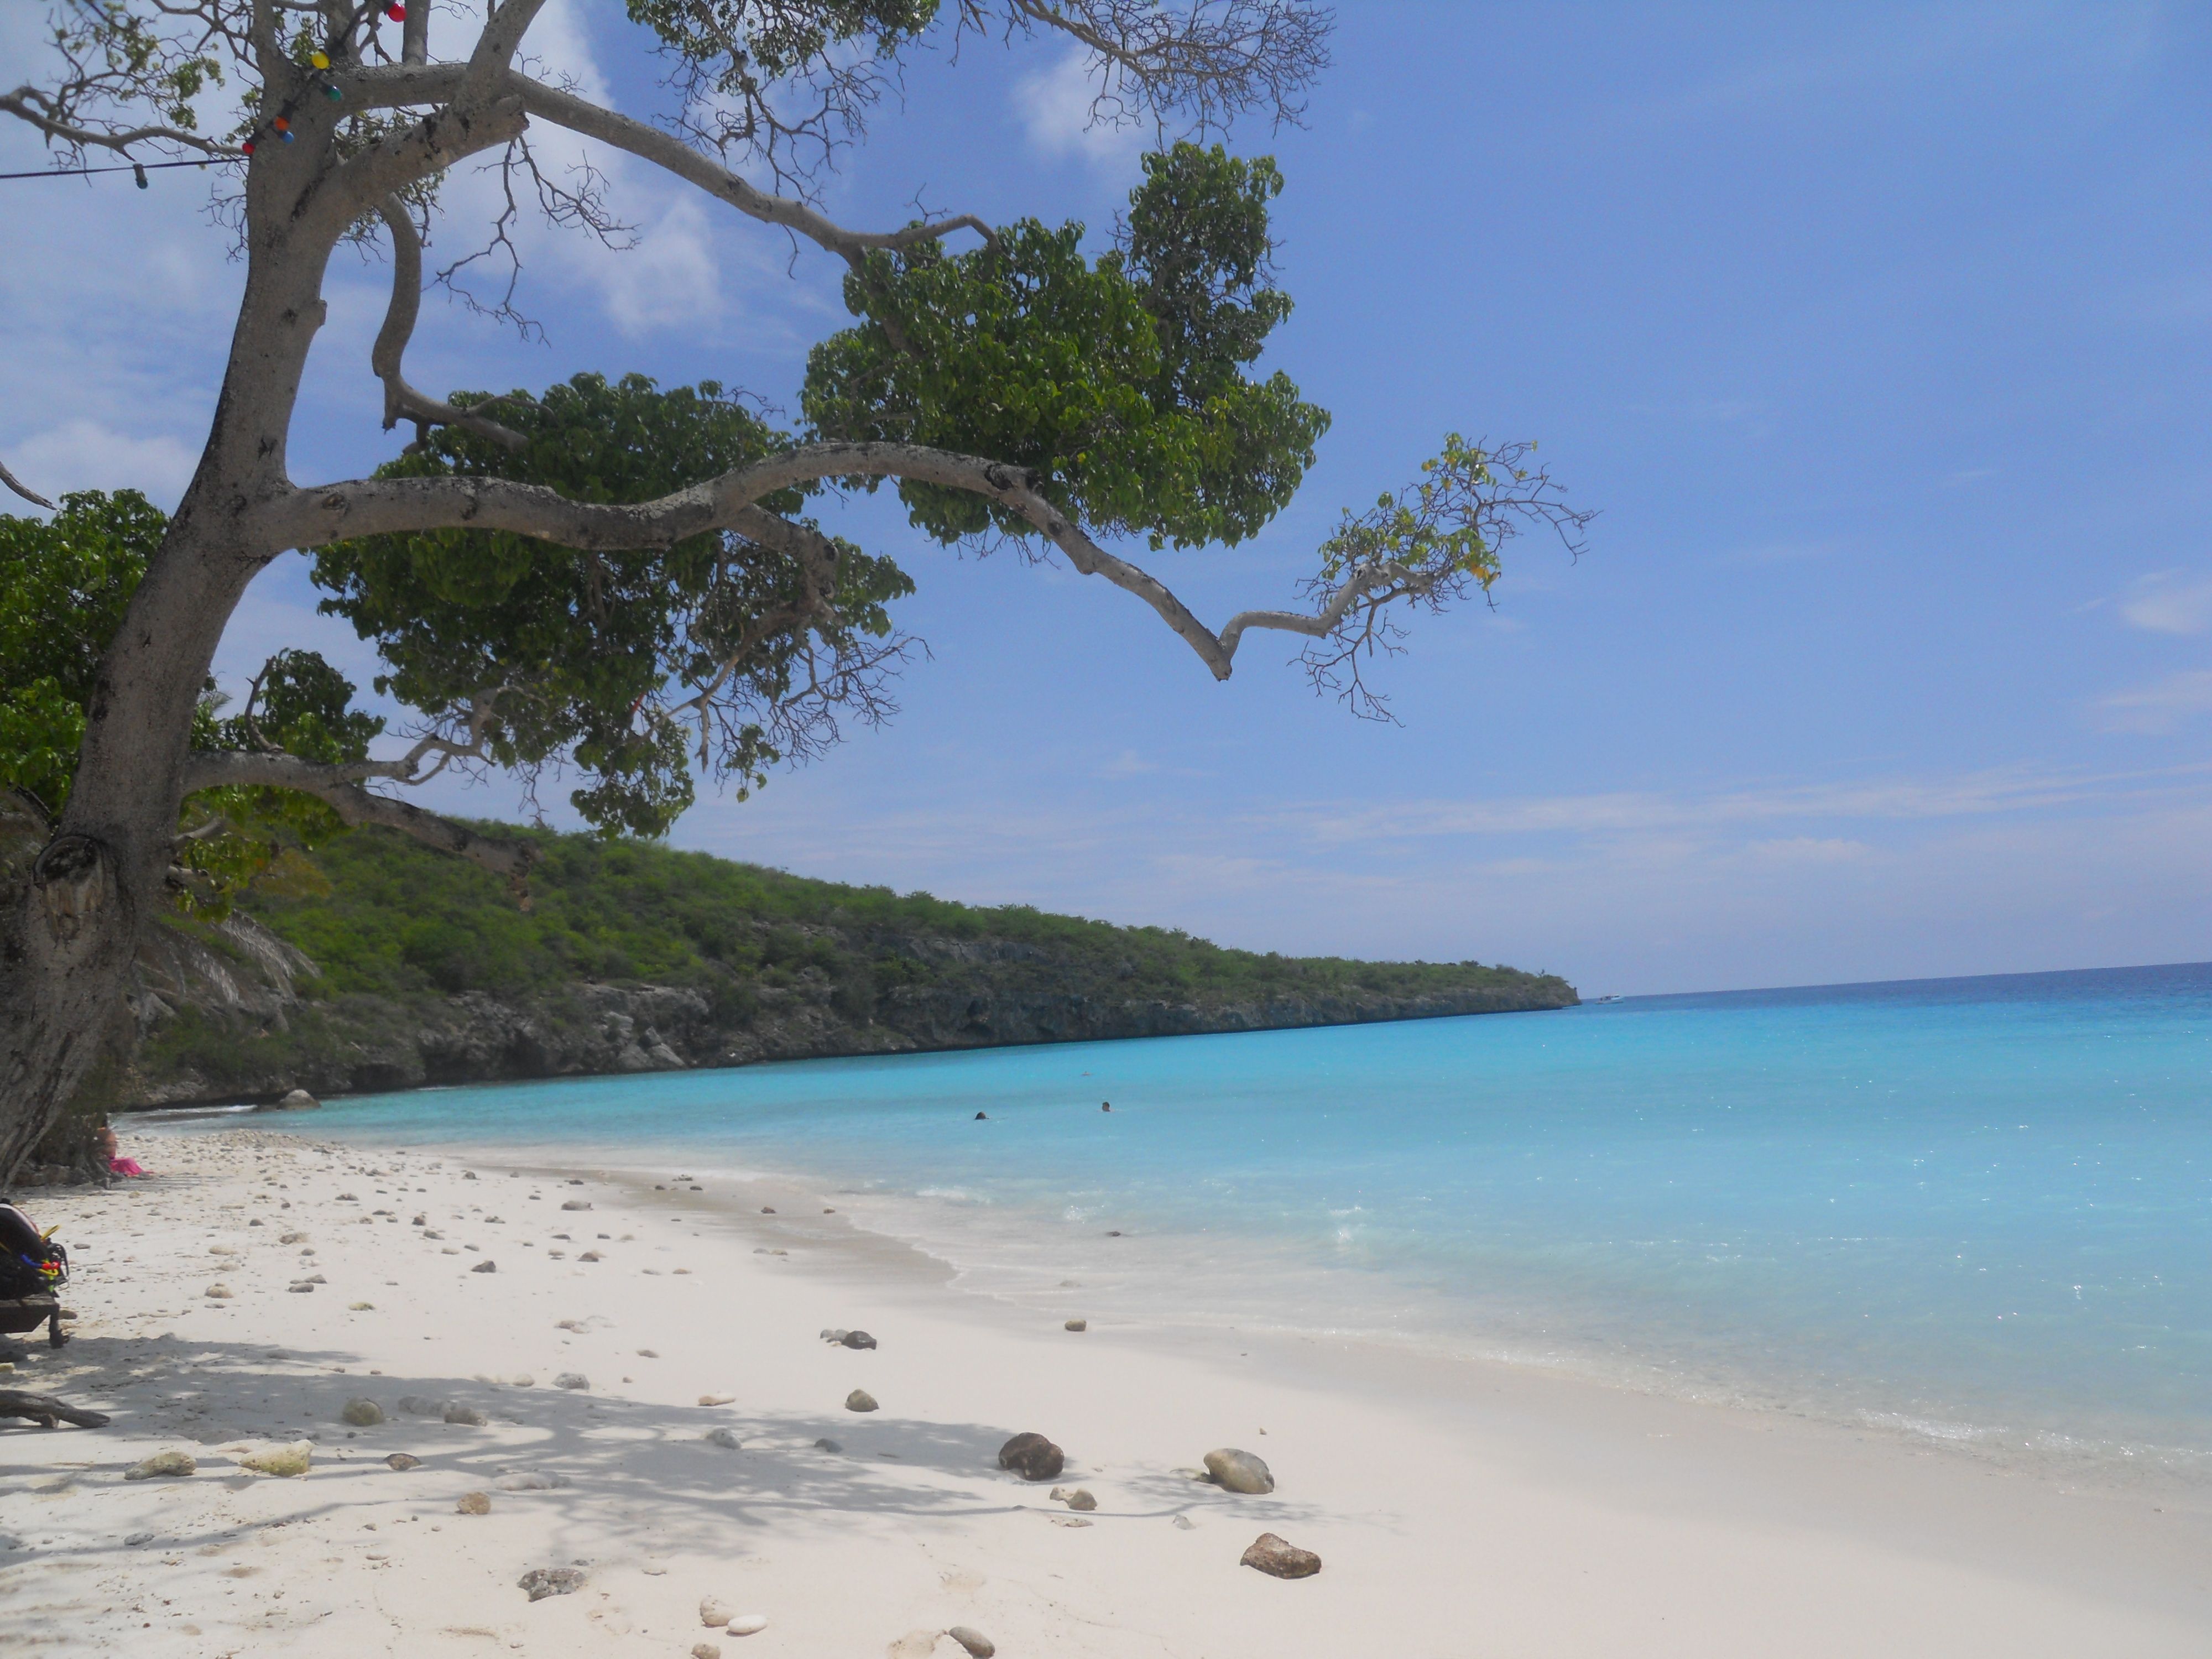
273,116 -> 290,132
387,2 -> 406,19
242,139 -> 255,154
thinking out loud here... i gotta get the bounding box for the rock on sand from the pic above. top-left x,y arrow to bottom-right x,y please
725,1613 -> 769,1636
340,1397 -> 385,1426
1240,1532 -> 1321,1578
705,1426 -> 742,1449
457,1491 -> 492,1515
518,1566 -> 586,1600
947,1627 -> 997,1657
1204,1447 -> 1275,1494
844,1389 -> 879,1413
998,1432 -> 1064,1481
237,1441 -> 312,1478
124,1449 -> 196,1480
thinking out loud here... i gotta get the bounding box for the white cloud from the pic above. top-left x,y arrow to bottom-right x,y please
9,421 -> 200,508
1013,50 -> 1149,171
2093,669 -> 2212,734
2118,570 -> 2212,635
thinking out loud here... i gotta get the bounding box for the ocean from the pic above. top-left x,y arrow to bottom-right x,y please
165,961 -> 2212,1483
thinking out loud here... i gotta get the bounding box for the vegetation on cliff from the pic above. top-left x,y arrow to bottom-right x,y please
131,826 -> 1575,1101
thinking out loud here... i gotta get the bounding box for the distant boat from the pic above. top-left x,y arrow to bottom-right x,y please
1591,994 -> 1624,1004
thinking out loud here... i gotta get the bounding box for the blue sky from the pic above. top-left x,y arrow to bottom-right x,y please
6,2 -> 2212,994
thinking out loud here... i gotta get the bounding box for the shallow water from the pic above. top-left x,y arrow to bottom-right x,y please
164,961 -> 2212,1481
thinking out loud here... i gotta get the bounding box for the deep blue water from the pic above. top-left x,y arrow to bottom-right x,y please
182,961 -> 2212,1474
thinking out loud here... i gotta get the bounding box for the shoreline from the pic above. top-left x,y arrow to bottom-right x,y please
4,1126 -> 2208,1655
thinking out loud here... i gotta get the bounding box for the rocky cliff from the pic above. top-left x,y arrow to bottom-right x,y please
115,827 -> 1577,1107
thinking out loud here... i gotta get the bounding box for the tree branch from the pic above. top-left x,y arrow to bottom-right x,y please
0,456 -> 54,512
182,749 -> 535,893
371,195 -> 528,450
0,86 -> 243,160
505,75 -> 997,264
258,440 -> 1440,684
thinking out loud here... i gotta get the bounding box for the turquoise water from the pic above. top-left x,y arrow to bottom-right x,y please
202,963 -> 2212,1477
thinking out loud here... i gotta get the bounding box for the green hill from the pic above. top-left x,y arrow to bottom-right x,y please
123,826 -> 1577,1104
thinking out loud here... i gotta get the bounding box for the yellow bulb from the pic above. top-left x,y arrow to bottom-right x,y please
310,50 -> 330,70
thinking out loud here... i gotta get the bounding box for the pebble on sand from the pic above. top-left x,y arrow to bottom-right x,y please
204,1284 -> 233,1299
1203,1447 -> 1275,1495
456,1491 -> 492,1515
553,1372 -> 590,1391
725,1613 -> 769,1636
947,1626 -> 997,1657
698,1394 -> 735,1406
705,1426 -> 743,1449
237,1441 -> 312,1478
1050,1485 -> 1098,1511
1064,1318 -> 1087,1332
700,1597 -> 734,1627
844,1389 -> 879,1412
560,1199 -> 592,1211
348,1300 -> 375,1311
518,1566 -> 586,1601
384,1453 -> 421,1470
814,1438 -> 843,1453
124,1449 -> 196,1480
470,1259 -> 498,1274
840,1329 -> 877,1349
693,1646 -> 722,1659
997,1432 -> 1064,1481
1240,1531 -> 1322,1578
340,1397 -> 385,1427
444,1403 -> 488,1426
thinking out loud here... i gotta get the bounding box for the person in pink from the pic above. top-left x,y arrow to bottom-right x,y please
97,1125 -> 145,1178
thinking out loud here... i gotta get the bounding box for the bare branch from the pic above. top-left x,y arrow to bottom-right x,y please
1,456 -> 55,512
182,748 -> 535,892
508,74 -> 997,264
371,195 -> 528,450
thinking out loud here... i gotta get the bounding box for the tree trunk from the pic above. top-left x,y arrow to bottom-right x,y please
0,184 -> 338,1178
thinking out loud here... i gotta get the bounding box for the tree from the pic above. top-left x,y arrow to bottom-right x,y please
0,2 -> 1590,1177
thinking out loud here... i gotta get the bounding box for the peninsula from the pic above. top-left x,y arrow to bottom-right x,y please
123,827 -> 1575,1107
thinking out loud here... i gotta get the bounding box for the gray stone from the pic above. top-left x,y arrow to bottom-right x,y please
997,1432 -> 1063,1481
204,1284 -> 232,1300
553,1373 -> 590,1391
704,1426 -> 742,1449
561,1199 -> 592,1211
1240,1532 -> 1321,1578
839,1329 -> 877,1350
340,1397 -> 384,1427
384,1453 -> 421,1470
444,1403 -> 488,1426
947,1627 -> 997,1657
1203,1447 -> 1274,1495
270,1088 -> 320,1111
518,1566 -> 586,1600
844,1389 -> 878,1413
1064,1317 -> 1087,1332
813,1437 -> 842,1453
471,1259 -> 498,1274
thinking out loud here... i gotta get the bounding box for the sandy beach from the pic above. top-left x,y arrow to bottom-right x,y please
3,1124 -> 2209,1657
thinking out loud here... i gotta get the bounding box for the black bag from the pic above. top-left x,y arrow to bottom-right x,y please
0,1203 -> 66,1301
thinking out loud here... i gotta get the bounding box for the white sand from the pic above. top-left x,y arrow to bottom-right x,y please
3,1126 -> 2208,1656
